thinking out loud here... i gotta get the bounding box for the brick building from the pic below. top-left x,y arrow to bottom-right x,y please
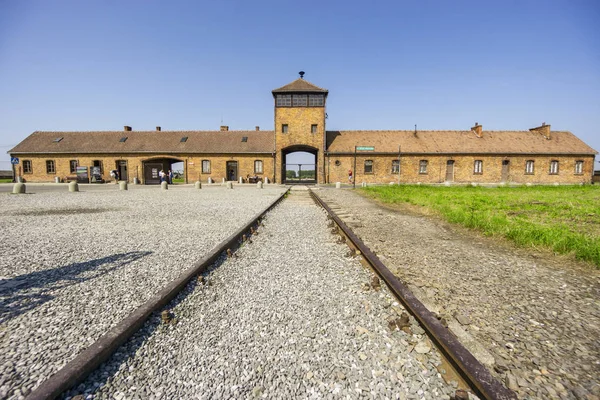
8,76 -> 597,185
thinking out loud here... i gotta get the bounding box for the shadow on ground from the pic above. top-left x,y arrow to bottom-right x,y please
0,251 -> 152,324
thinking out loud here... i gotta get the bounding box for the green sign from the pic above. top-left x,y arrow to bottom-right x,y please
356,146 -> 375,151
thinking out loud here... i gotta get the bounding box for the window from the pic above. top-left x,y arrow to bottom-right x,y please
70,160 -> 78,174
575,160 -> 584,175
276,94 -> 292,107
311,124 -> 318,134
525,160 -> 535,175
180,136 -> 188,142
46,160 -> 55,174
202,160 -> 211,174
392,160 -> 400,173
93,160 -> 103,174
364,160 -> 373,174
241,137 -> 248,142
53,137 -> 63,143
119,137 -> 128,142
292,94 -> 308,107
549,160 -> 559,175
308,94 -> 324,106
23,160 -> 32,174
282,124 -> 288,133
254,160 -> 263,174
419,160 -> 428,174
473,160 -> 483,174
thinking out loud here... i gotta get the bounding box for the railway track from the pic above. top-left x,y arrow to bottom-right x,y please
23,187 -> 516,400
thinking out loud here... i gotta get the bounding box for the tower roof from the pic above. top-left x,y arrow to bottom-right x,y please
272,78 -> 328,95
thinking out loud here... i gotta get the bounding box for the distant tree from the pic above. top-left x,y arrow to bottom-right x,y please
286,170 -> 297,179
299,170 -> 315,179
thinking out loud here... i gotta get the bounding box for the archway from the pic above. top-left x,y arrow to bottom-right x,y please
281,145 -> 318,184
142,156 -> 185,184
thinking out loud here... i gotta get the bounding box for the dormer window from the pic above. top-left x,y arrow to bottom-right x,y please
180,136 -> 188,142
53,137 -> 63,142
241,137 -> 248,142
119,137 -> 128,142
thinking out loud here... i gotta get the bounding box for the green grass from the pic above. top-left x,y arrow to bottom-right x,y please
172,177 -> 185,183
362,184 -> 600,267
0,179 -> 13,183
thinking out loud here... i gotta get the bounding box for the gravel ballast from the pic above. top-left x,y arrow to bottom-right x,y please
0,185 -> 286,400
318,187 -> 600,400
67,190 -> 457,400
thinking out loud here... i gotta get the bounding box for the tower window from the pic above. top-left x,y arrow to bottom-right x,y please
311,124 -> 317,134
292,94 -> 308,106
276,94 -> 292,107
282,124 -> 288,134
308,95 -> 324,106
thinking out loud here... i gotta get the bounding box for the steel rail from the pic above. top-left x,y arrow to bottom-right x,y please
26,188 -> 290,400
309,189 -> 517,400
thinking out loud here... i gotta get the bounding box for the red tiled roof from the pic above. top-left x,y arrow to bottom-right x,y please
9,130 -> 275,154
325,130 -> 598,155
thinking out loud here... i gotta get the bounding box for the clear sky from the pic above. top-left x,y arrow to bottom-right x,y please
1,0 -> 599,171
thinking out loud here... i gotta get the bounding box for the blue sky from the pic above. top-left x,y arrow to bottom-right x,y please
1,0 -> 599,170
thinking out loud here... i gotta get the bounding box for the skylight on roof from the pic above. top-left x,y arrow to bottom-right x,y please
53,137 -> 63,142
119,137 -> 128,142
241,137 -> 248,142
180,136 -> 188,142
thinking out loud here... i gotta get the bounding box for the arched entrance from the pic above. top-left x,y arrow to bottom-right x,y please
143,157 -> 184,184
282,145 -> 318,184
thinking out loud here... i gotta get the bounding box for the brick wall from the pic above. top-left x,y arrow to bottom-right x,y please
326,154 -> 595,185
16,153 -> 274,184
274,106 -> 326,183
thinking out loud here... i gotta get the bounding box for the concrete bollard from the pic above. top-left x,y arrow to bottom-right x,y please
257,181 -> 263,189
361,182 -> 367,187
195,181 -> 202,189
161,181 -> 168,190
222,178 -> 225,184
133,177 -> 139,184
68,182 -> 79,192
239,177 -> 243,184
12,183 -> 26,194
264,177 -> 269,184
208,177 -> 213,184
119,181 -> 128,191
335,182 -> 341,189
54,177 -> 60,184
226,181 -> 233,189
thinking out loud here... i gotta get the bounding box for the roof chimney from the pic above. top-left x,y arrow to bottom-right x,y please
471,122 -> 483,138
255,126 -> 260,131
529,122 -> 551,140
124,126 -> 132,132
156,126 -> 161,131
220,125 -> 229,131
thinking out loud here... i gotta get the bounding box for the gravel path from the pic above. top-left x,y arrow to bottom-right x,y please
66,189 -> 457,400
317,188 -> 600,400
0,185 -> 286,400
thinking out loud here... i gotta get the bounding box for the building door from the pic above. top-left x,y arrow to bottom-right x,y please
445,160 -> 455,182
144,163 -> 162,185
502,160 -> 510,182
116,160 -> 128,182
226,161 -> 238,181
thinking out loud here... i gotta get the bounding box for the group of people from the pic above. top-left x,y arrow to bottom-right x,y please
159,169 -> 174,184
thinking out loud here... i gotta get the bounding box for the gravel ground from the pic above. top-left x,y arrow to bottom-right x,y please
0,185 -> 286,400
317,188 -> 600,400
66,189 -> 458,400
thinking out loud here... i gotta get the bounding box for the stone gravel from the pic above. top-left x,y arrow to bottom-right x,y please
66,189 -> 457,400
317,187 -> 600,400
0,185 -> 286,400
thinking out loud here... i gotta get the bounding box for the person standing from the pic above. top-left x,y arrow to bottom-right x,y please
159,169 -> 165,183
348,169 -> 353,184
168,170 -> 173,184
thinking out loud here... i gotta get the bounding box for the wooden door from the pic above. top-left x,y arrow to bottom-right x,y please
502,160 -> 510,182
